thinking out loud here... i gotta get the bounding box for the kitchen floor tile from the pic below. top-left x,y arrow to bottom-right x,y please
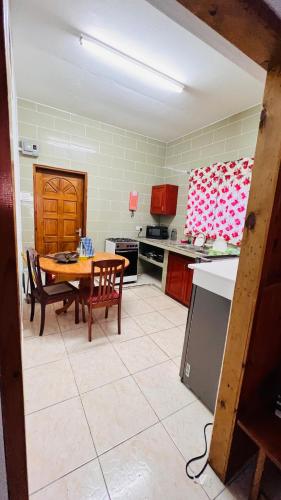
24,358 -> 78,414
122,298 -> 154,316
26,397 -> 96,493
23,304 -> 60,338
162,400 -> 213,467
23,334 -> 66,369
114,336 -> 168,374
122,288 -> 137,300
57,309 -> 83,332
150,327 -> 185,358
93,305 -> 128,322
159,305 -> 188,326
134,360 -> 195,419
177,322 -> 187,333
82,377 -> 157,455
130,285 -> 162,299
134,310 -> 174,334
197,465 -> 225,499
215,463 -> 254,500
69,343 -> 129,393
62,322 -> 109,353
172,355 -> 182,368
146,294 -> 178,311
99,423 -> 208,500
30,459 -> 109,500
100,316 -> 144,343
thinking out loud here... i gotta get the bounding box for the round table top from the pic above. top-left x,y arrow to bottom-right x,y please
40,252 -> 129,278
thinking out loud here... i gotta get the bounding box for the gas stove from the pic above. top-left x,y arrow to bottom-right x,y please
106,238 -> 138,250
105,238 -> 139,282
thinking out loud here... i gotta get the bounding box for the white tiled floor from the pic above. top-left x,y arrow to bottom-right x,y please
23,285 -> 281,499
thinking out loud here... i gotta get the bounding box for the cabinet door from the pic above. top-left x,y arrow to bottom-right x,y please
164,185 -> 178,215
165,253 -> 193,306
150,185 -> 164,214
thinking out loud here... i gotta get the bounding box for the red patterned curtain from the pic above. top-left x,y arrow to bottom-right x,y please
185,158 -> 253,246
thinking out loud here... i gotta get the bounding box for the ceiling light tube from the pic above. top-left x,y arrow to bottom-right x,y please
80,34 -> 185,93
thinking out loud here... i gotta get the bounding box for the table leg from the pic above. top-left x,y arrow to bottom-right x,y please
55,297 -> 75,315
249,449 -> 266,500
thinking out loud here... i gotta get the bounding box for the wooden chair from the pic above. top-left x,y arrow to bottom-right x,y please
26,248 -> 79,336
79,259 -> 125,342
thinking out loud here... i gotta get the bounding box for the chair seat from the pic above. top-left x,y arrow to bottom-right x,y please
43,282 -> 77,296
80,286 -> 119,304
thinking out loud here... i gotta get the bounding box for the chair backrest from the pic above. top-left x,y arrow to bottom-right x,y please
90,259 -> 125,303
26,248 -> 43,294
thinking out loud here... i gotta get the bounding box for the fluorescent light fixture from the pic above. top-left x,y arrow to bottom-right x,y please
80,34 -> 185,93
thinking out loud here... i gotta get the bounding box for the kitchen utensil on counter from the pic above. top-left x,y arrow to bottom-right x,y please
194,233 -> 206,247
170,228 -> 177,241
212,237 -> 227,252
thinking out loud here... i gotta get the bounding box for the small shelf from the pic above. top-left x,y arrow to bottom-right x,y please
238,409 -> 281,468
139,253 -> 164,269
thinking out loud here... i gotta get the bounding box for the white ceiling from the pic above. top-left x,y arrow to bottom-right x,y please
10,0 -> 265,141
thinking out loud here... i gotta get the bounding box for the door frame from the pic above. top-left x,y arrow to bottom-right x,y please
0,0 -> 28,497
33,164 -> 88,253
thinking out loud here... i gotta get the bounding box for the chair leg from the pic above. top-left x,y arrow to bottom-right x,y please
118,303 -> 121,335
105,306 -> 109,319
30,295 -> 35,322
82,299 -> 86,323
39,304 -> 46,336
88,305 -> 93,342
74,296 -> 79,324
63,299 -> 67,313
249,449 -> 266,500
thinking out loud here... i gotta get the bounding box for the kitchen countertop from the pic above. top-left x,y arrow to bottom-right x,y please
189,258 -> 239,300
136,237 -> 206,259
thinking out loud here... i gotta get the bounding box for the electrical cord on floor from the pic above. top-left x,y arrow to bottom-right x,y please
185,422 -> 213,481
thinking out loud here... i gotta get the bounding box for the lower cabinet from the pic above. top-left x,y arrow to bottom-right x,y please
165,252 -> 193,307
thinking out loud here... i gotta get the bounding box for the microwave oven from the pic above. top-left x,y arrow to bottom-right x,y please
146,225 -> 169,239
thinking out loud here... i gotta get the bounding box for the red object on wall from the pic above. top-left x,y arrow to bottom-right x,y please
129,191 -> 138,212
150,184 -> 178,215
165,252 -> 193,307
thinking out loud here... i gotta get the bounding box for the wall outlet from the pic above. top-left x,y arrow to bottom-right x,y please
136,226 -> 142,232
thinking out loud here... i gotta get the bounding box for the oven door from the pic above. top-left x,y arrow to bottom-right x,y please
115,249 -> 138,278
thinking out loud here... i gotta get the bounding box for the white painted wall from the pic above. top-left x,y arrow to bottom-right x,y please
18,98 -> 166,252
18,99 -> 261,249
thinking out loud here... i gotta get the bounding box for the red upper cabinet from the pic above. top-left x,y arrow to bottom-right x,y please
150,184 -> 178,215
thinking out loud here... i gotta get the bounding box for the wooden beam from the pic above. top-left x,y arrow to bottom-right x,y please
177,0 -> 281,69
0,0 -> 28,497
209,65 -> 281,480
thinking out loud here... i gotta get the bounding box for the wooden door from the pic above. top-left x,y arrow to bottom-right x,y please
150,185 -> 164,214
34,166 -> 87,254
165,252 -> 193,306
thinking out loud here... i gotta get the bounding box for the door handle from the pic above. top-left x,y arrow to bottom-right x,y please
75,228 -> 82,237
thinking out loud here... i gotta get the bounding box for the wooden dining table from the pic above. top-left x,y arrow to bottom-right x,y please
40,251 -> 130,314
